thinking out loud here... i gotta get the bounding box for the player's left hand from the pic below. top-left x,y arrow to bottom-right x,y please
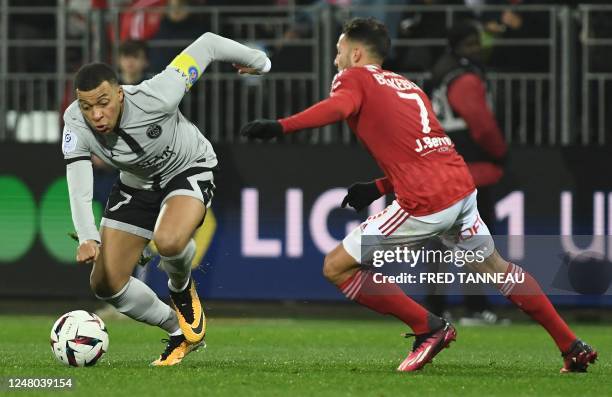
76,240 -> 100,264
232,63 -> 262,75
341,181 -> 382,212
240,119 -> 283,141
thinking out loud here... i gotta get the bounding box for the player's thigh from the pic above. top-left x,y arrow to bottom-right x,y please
91,226 -> 149,297
154,195 -> 206,256
154,167 -> 215,256
94,181 -> 160,296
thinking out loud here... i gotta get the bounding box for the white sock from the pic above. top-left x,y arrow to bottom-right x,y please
169,328 -> 183,337
168,277 -> 190,293
159,239 -> 196,291
98,277 -> 179,334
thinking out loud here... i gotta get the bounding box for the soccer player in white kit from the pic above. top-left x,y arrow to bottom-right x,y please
63,32 -> 271,365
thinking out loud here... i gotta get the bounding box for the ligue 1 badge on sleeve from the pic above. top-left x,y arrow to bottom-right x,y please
188,66 -> 199,86
146,124 -> 162,139
62,129 -> 77,154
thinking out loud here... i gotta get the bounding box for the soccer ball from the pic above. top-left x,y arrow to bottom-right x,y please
50,310 -> 109,367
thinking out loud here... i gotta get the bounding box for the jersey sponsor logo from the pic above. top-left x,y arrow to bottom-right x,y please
146,124 -> 162,139
135,145 -> 176,170
414,136 -> 454,155
62,129 -> 78,154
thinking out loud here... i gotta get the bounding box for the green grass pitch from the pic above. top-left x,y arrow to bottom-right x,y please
0,315 -> 610,396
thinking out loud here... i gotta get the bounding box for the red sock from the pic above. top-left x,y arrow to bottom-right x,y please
500,263 -> 576,352
338,269 -> 441,334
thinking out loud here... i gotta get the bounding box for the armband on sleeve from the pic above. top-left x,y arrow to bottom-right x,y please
168,52 -> 202,91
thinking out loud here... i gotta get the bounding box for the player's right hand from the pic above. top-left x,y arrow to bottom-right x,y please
341,181 -> 383,212
76,240 -> 100,264
240,119 -> 283,141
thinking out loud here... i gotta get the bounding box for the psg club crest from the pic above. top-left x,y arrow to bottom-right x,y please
146,124 -> 162,139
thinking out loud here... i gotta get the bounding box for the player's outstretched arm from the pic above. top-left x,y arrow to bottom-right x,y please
138,32 -> 271,114
241,93 -> 358,141
181,32 -> 271,76
66,159 -> 101,264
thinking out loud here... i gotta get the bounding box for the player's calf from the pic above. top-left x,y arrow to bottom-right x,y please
475,250 -> 584,363
159,239 -> 196,290
96,276 -> 179,333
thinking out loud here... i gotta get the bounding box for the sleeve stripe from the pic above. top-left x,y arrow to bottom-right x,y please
65,156 -> 91,165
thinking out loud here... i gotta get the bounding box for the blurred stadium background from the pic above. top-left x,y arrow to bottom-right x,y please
1,0 -> 612,320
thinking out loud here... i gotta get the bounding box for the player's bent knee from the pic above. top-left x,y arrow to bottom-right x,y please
323,251 -> 345,284
322,254 -> 340,283
322,246 -> 354,284
154,232 -> 187,257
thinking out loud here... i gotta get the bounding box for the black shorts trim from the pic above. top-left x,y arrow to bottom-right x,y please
65,156 -> 91,164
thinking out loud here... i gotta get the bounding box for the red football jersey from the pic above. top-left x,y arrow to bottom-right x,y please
281,65 -> 475,216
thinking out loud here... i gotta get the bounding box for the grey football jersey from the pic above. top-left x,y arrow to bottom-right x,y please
62,68 -> 217,190
63,32 -> 271,243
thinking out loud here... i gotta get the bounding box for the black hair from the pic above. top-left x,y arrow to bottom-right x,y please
118,40 -> 148,58
447,20 -> 480,50
74,62 -> 119,91
341,17 -> 390,61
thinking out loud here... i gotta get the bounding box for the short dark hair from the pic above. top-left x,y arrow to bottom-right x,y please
75,62 -> 118,91
118,40 -> 148,58
341,17 -> 390,61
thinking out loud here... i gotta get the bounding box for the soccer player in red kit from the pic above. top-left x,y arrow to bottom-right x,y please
240,18 -> 597,373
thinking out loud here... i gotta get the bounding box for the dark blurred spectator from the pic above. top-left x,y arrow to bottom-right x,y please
117,40 -> 150,85
427,20 -> 508,324
8,0 -> 56,74
394,0 -> 452,72
148,0 -> 206,73
285,0 -> 351,39
279,1 -> 408,69
475,0 -> 549,72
